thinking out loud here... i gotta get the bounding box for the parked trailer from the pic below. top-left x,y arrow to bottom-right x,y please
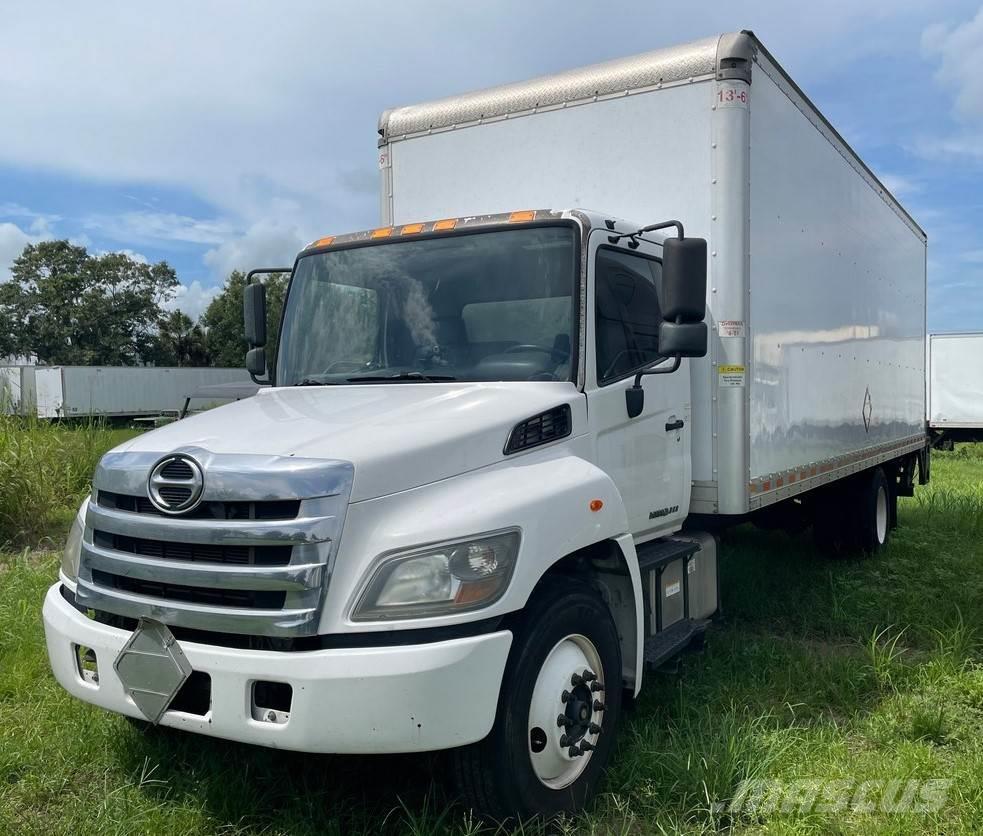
44,31 -> 928,821
928,331 -> 983,449
0,365 -> 37,415
33,366 -> 252,418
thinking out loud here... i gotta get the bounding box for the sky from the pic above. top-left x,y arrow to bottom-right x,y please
1,1 -> 982,330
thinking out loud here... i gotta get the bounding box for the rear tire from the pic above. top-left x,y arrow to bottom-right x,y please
811,468 -> 890,557
857,467 -> 890,555
449,578 -> 622,823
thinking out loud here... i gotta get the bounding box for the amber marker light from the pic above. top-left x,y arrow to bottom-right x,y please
400,223 -> 425,235
313,236 -> 334,248
371,227 -> 393,239
509,210 -> 536,223
589,499 -> 604,512
433,218 -> 457,231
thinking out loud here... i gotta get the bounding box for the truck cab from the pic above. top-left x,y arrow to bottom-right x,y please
44,208 -> 716,819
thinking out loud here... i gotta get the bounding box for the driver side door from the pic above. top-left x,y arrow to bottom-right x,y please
585,231 -> 690,539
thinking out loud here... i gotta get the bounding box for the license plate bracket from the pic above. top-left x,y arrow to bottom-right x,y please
113,618 -> 192,724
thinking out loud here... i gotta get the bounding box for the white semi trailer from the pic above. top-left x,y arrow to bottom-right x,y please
928,332 -> 983,449
43,31 -> 928,820
33,366 -> 253,419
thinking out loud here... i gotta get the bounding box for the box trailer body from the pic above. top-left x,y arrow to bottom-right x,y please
0,365 -> 37,416
928,331 -> 983,446
379,31 -> 927,516
44,32 -> 930,819
33,366 -> 253,419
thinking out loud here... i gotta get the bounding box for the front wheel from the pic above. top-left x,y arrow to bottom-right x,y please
450,578 -> 623,822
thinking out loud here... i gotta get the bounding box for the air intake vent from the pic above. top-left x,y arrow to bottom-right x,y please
160,459 -> 195,480
504,404 -> 572,454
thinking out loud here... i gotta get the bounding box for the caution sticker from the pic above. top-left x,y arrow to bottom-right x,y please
718,364 -> 746,387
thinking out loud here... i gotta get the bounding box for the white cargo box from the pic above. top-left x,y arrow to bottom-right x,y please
379,30 -> 927,515
0,365 -> 37,416
34,366 -> 253,419
928,332 -> 983,429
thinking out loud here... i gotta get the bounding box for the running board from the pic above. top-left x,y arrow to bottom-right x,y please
643,618 -> 709,669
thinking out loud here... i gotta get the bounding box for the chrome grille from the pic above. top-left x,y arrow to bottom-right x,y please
75,449 -> 354,638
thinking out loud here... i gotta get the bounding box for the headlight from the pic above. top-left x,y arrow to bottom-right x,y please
352,529 -> 520,621
61,498 -> 88,582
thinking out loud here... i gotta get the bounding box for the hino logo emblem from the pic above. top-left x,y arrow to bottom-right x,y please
148,454 -> 204,515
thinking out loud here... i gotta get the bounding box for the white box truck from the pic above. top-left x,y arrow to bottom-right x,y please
928,332 -> 983,449
43,31 -> 928,820
33,366 -> 253,419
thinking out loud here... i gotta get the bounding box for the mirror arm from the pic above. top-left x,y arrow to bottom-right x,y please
625,355 -> 682,419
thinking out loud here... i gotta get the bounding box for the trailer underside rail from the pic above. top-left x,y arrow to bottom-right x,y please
748,433 -> 927,510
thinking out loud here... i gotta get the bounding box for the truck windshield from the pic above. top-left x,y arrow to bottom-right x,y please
276,225 -> 577,386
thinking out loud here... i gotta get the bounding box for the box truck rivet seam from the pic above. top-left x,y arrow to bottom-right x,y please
43,30 -> 928,822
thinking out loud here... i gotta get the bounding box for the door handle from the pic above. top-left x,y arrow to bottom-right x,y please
665,419 -> 685,432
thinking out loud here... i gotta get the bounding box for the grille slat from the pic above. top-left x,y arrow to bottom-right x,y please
94,531 -> 291,567
98,491 -> 301,521
91,570 -> 286,610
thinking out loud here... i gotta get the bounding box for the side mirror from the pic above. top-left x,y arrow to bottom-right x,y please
624,231 -> 708,419
244,281 -> 267,348
661,237 -> 707,323
246,346 -> 267,378
659,321 -> 708,358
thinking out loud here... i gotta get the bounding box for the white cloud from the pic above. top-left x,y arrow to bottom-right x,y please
83,211 -> 234,246
203,219 -> 307,279
923,9 -> 983,120
876,173 -> 920,197
0,219 -> 56,281
165,279 -> 221,320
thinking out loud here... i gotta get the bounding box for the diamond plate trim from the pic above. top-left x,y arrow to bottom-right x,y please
382,34 -> 722,139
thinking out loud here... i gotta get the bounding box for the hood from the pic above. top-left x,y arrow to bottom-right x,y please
116,382 -> 584,502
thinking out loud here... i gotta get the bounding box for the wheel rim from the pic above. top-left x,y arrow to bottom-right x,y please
527,634 -> 605,790
875,484 -> 888,544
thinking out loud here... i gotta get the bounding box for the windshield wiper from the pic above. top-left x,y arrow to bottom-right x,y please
294,377 -> 342,386
345,371 -> 458,383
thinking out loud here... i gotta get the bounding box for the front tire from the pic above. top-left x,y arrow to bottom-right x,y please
450,578 -> 622,822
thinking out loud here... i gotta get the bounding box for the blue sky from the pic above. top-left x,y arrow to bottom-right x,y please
1,1 -> 982,329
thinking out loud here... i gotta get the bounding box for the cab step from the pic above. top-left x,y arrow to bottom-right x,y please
643,618 -> 709,669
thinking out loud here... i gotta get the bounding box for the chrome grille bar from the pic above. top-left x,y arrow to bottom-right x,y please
76,451 -> 354,638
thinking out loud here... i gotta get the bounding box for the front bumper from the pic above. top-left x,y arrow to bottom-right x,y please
43,583 -> 512,754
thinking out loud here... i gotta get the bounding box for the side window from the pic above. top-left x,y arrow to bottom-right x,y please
594,248 -> 663,384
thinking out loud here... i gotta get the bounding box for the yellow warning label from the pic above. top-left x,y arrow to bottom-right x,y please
718,364 -> 746,387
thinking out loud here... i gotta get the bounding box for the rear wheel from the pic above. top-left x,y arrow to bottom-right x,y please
812,467 -> 891,557
857,467 -> 891,555
450,578 -> 622,822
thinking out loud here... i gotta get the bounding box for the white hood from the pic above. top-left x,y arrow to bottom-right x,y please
117,382 -> 583,501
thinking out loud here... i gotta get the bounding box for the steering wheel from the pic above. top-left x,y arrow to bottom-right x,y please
503,344 -> 569,359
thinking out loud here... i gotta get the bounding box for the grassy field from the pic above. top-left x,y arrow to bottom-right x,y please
1,420 -> 982,834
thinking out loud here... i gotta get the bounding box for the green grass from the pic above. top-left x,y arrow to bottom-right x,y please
0,414 -> 137,548
2,437 -> 983,834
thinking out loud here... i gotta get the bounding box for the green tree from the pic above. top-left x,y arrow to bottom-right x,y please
0,241 -> 179,365
202,270 -> 288,368
155,310 -> 210,366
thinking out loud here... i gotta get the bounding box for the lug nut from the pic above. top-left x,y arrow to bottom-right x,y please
580,740 -> 596,752
589,722 -> 602,734
568,745 -> 583,757
561,690 -> 571,703
559,734 -> 569,747
582,669 -> 597,682
593,700 -> 606,712
570,673 -> 584,687
557,715 -> 572,728
591,681 -> 604,693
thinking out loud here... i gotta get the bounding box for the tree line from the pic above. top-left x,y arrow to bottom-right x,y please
0,240 -> 287,368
